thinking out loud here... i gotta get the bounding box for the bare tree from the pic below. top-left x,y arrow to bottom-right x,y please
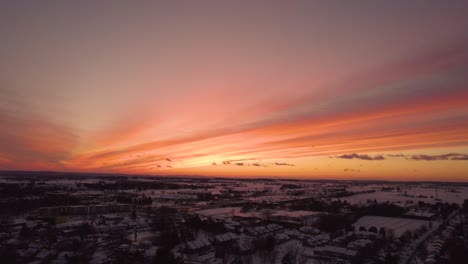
261,209 -> 273,220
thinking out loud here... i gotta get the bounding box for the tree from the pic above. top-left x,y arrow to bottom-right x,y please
379,227 -> 386,237
316,214 -> 353,233
153,247 -> 180,264
261,209 -> 272,220
386,229 -> 395,242
19,224 -> 33,238
447,240 -> 468,264
384,253 -> 397,264
400,230 -> 412,243
463,199 -> 468,214
241,203 -> 254,212
157,229 -> 180,248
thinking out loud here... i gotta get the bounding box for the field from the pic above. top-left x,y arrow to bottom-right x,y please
353,216 -> 432,237
339,186 -> 468,205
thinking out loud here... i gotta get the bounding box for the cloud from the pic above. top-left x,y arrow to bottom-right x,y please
344,168 -> 360,172
211,160 -> 286,167
382,153 -> 468,161
218,160 -> 245,166
275,162 -> 295,166
387,154 -> 406,157
0,106 -> 78,170
7,43 -> 467,175
335,153 -> 385,160
332,153 -> 468,161
67,49 -> 468,173
409,153 -> 468,161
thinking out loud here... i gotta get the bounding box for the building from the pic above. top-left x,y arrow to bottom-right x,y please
314,245 -> 357,260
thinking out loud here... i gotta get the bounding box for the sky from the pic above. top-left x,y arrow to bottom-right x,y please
1,1 -> 467,181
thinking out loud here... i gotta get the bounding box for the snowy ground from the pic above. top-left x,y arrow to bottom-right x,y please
193,207 -> 242,219
353,216 -> 434,237
338,186 -> 468,205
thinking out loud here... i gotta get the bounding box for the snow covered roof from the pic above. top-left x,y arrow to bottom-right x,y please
274,233 -> 290,242
186,238 -> 211,251
314,245 -> 357,257
347,239 -> 372,249
214,232 -> 238,243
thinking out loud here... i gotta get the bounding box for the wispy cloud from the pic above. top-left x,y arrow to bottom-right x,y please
275,162 -> 295,166
64,43 -> 468,174
334,152 -> 468,162
334,153 -> 385,160
0,106 -> 77,170
344,168 -> 360,172
387,154 -> 406,157
409,153 -> 468,161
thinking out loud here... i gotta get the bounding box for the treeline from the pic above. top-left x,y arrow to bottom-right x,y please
289,198 -> 351,213
0,193 -> 81,214
0,182 -> 65,197
81,180 -> 207,191
115,195 -> 152,205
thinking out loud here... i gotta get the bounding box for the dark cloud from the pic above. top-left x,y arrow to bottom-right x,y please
166,165 -> 172,168
275,162 -> 295,166
344,168 -> 360,172
166,158 -> 172,162
383,153 -> 468,161
387,154 -> 406,157
409,153 -> 468,161
335,153 -> 385,160
218,160 -> 246,166
452,156 -> 468,161
214,160 -> 274,167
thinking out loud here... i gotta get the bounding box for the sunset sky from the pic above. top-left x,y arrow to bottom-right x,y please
1,1 -> 468,181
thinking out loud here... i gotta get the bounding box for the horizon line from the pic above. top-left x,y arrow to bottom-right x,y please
1,169 -> 467,184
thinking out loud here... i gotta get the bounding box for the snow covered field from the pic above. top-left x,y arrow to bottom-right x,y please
193,207 -> 242,219
339,186 -> 468,205
353,216 -> 432,237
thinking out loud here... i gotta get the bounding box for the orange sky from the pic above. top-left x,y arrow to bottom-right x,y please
1,1 -> 468,181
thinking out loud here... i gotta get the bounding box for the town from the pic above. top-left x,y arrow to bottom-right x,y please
1,171 -> 467,264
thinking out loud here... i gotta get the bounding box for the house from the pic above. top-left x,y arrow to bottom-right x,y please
347,239 -> 372,250
184,238 -> 212,254
305,234 -> 330,247
273,233 -> 290,244
35,249 -> 55,263
314,245 -> 357,260
182,238 -> 217,264
214,232 -> 239,244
